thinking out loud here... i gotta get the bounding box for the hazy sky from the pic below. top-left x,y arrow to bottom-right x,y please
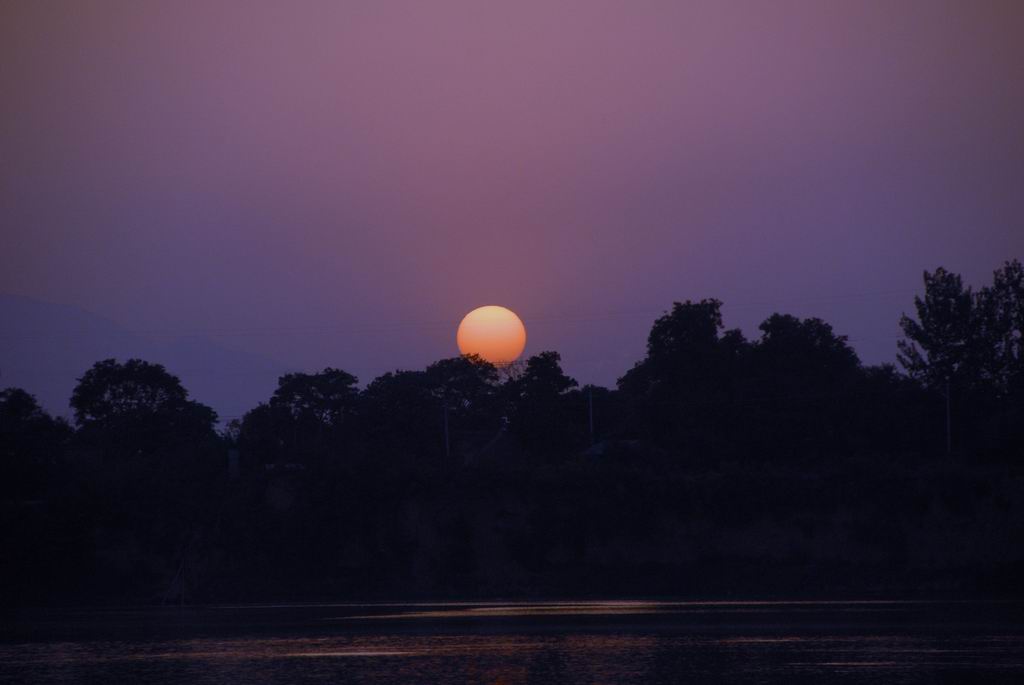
3,1 -> 1023,392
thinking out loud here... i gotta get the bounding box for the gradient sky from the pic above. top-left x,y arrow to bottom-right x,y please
3,1 -> 1023,401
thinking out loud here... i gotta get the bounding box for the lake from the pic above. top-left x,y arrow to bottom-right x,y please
2,600 -> 1022,683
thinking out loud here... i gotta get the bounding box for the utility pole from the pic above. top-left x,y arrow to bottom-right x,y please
588,386 -> 595,445
945,376 -> 952,456
443,402 -> 450,462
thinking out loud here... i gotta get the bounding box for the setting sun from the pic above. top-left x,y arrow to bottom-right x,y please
456,305 -> 527,364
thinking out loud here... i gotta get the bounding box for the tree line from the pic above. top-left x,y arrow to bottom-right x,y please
1,261 -> 1022,605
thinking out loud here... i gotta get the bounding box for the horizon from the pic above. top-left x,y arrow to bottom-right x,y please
0,266 -> 1004,422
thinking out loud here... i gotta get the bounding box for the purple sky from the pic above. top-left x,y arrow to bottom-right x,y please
3,1 -> 1023,404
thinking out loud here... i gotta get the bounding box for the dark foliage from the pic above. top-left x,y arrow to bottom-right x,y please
2,261 -> 1022,606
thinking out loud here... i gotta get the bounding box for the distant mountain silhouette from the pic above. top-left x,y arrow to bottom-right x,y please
0,294 -> 285,422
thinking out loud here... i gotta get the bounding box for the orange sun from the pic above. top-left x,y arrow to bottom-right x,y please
456,305 -> 527,365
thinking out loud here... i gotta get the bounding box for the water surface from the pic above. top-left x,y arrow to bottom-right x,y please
2,600 -> 1022,683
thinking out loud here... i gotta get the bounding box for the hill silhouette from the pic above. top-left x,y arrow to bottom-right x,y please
0,294 -> 286,422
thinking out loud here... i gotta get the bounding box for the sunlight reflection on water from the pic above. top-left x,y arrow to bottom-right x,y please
2,601 -> 1023,684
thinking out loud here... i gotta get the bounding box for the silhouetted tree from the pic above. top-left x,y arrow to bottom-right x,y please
755,314 -> 859,379
618,299 -> 748,455
271,368 -> 359,426
7,262 -> 1024,607
237,401 -> 294,469
976,259 -> 1024,451
71,358 -> 217,458
359,370 -> 438,461
273,368 -> 359,463
424,355 -> 501,435
72,359 -> 188,422
62,361 -> 223,603
237,368 -> 360,469
898,268 -> 979,392
506,351 -> 579,454
978,259 -> 1024,395
847,363 -> 931,453
0,388 -> 70,500
565,384 -> 625,445
748,314 -> 861,457
896,266 -> 1024,454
